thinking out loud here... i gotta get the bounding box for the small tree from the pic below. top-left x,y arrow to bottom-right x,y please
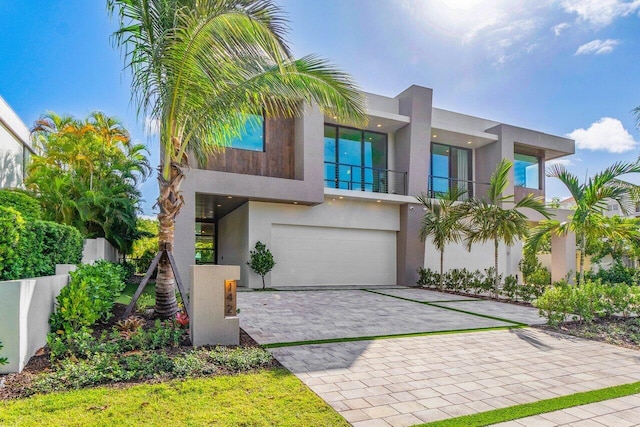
247,241 -> 276,290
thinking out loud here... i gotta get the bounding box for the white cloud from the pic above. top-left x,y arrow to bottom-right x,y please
560,0 -> 640,27
547,158 -> 575,167
566,117 -> 638,153
575,39 -> 620,54
553,22 -> 571,35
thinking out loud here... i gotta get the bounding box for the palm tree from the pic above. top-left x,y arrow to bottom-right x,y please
108,0 -> 367,318
416,186 -> 466,291
463,159 -> 551,296
526,161 -> 640,284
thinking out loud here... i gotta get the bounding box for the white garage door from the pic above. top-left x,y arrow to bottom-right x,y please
271,224 -> 396,286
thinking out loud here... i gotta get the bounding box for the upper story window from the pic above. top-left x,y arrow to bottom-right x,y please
229,114 -> 264,152
324,124 -> 388,191
514,153 -> 540,189
429,142 -> 472,197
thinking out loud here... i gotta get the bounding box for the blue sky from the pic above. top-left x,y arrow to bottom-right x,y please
2,0 -> 640,213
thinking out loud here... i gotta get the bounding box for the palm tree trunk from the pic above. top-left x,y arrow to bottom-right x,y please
494,238 -> 499,298
155,162 -> 184,318
578,232 -> 586,285
439,249 -> 444,291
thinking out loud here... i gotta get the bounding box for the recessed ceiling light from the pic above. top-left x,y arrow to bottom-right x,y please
227,196 -> 232,199
339,196 -> 344,199
432,134 -> 437,138
376,124 -> 382,127
216,204 -> 221,207
376,200 -> 381,203
293,201 -> 298,204
333,116 -> 337,119
467,141 -> 472,144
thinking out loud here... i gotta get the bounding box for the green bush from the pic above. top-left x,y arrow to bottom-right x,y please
0,188 -> 42,220
0,340 -> 8,366
50,261 -> 126,335
0,206 -> 83,280
534,281 -> 574,326
0,206 -> 24,279
586,262 -> 638,286
417,267 -> 439,288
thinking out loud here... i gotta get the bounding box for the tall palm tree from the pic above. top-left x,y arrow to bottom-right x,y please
416,186 -> 466,291
463,159 -> 551,296
526,161 -> 640,284
108,0 -> 367,317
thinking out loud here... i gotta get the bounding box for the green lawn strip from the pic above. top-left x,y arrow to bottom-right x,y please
116,281 -> 156,304
262,325 -> 525,349
0,369 -> 348,427
417,380 -> 640,427
362,289 -> 527,326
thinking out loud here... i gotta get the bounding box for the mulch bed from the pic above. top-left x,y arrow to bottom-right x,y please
535,317 -> 640,351
0,303 -> 265,401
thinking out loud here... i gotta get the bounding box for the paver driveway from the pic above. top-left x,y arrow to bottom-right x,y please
238,287 -> 640,426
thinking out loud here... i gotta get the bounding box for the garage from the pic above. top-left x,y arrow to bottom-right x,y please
270,224 -> 396,286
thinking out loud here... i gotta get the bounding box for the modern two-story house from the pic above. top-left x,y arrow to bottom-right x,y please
0,96 -> 33,189
174,85 -> 576,288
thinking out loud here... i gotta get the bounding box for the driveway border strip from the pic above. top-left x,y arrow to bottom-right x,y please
362,289 -> 528,326
418,380 -> 640,427
262,325 -> 526,348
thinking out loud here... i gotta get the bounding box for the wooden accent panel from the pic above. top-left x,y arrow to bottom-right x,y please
203,117 -> 295,179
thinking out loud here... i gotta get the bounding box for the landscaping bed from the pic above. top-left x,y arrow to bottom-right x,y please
537,317 -> 640,351
0,303 -> 276,400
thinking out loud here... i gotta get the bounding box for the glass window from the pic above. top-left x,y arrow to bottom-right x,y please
229,114 -> 264,151
323,124 -> 388,191
195,222 -> 215,264
430,143 -> 471,196
514,153 -> 540,189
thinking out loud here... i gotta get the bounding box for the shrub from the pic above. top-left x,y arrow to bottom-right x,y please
417,267 -> 439,288
500,275 -> 519,300
0,207 -> 83,280
586,262 -> 637,286
50,261 -> 126,335
534,281 -> 574,326
0,188 -> 42,220
0,206 -> 24,279
0,340 -> 8,366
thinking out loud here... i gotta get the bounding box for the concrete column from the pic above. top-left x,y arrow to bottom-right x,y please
174,177 -> 196,290
190,265 -> 240,346
551,233 -> 576,283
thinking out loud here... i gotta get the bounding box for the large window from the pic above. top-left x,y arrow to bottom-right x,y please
195,222 -> 215,264
324,124 -> 388,191
514,153 -> 540,189
229,114 -> 264,151
430,143 -> 472,196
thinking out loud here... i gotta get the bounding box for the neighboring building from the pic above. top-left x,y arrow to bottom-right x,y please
175,85 -> 576,288
0,96 -> 33,188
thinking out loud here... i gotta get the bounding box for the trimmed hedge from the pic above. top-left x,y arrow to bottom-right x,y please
0,188 -> 42,220
0,207 -> 83,280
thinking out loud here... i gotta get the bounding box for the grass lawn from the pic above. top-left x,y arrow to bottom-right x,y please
0,369 -> 348,427
115,280 -> 156,305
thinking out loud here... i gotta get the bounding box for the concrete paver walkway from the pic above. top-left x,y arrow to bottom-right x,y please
492,393 -> 640,426
238,288 -> 640,426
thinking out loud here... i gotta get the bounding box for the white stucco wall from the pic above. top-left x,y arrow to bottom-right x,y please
0,273 -> 70,373
423,239 -> 524,284
217,203 -> 250,286
220,198 -> 400,288
82,238 -> 120,264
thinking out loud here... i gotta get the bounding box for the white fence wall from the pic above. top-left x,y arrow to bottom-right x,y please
82,237 -> 119,264
0,265 -> 74,373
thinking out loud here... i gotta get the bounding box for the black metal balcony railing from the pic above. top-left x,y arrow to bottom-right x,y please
324,162 -> 407,195
428,175 -> 490,200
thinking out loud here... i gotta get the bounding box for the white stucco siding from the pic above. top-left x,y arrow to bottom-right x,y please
242,198 -> 400,288
271,225 -> 396,286
423,240 -> 523,281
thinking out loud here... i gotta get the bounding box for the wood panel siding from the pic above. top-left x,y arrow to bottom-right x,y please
203,117 -> 296,179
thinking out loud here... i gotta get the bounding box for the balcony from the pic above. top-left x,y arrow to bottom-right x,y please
324,162 -> 407,195
428,175 -> 490,200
